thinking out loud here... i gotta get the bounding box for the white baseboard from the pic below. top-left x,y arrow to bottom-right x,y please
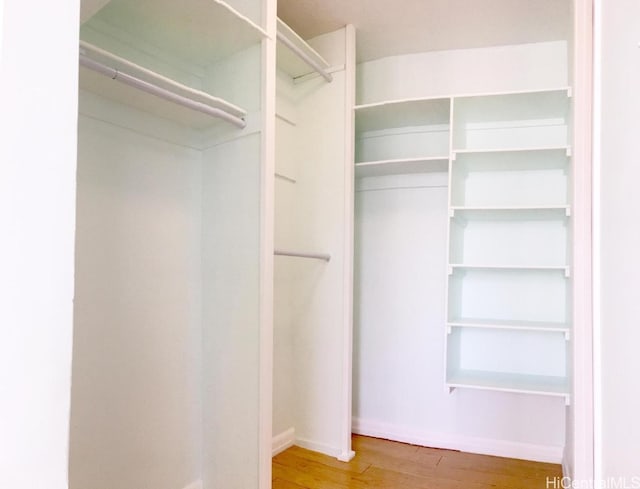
352,417 -> 563,464
182,480 -> 202,489
273,429 -> 354,462
272,427 -> 296,456
294,437 -> 343,459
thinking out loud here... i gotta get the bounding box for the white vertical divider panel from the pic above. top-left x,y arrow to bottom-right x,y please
340,24 -> 357,462
259,0 -> 276,486
0,0 -> 79,487
443,97 -> 455,392
293,26 -> 353,460
567,0 -> 594,481
272,25 -> 354,460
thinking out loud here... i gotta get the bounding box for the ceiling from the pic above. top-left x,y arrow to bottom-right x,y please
278,0 -> 571,62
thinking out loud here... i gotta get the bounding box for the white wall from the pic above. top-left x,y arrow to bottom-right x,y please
357,40 -> 568,104
273,77 -> 298,438
596,0 -> 640,478
202,133 -> 263,489
71,96 -> 203,489
0,0 -> 79,487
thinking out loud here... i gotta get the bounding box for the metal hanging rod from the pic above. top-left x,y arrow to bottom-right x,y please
79,48 -> 247,129
276,30 -> 333,83
274,249 -> 331,262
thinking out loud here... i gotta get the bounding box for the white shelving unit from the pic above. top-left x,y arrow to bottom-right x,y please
79,0 -> 267,129
445,88 -> 572,401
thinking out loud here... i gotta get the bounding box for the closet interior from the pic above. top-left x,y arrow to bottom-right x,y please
71,0 -> 354,488
353,33 -> 574,462
69,0 -> 579,488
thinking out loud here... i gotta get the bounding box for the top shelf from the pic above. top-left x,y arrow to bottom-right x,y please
276,18 -> 332,81
81,0 -> 267,70
355,97 -> 451,133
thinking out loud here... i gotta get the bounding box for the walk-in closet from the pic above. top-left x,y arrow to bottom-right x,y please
64,0 -> 589,488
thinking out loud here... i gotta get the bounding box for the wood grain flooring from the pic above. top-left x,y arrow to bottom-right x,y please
272,435 -> 563,489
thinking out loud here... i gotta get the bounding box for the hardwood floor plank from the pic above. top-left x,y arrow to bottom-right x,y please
273,454 -> 371,489
272,478 -> 309,489
437,450 -> 563,479
272,435 -> 563,489
355,465 -> 496,489
282,445 -> 371,474
351,434 -> 421,459
351,445 -> 441,479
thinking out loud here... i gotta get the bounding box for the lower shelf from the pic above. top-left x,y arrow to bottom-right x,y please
447,369 -> 570,401
355,156 -> 448,178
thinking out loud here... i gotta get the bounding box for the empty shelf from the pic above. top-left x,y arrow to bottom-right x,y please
447,369 -> 569,399
356,157 -> 449,178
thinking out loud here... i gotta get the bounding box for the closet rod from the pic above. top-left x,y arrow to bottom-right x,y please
274,249 -> 331,262
276,31 -> 333,83
79,55 -> 247,129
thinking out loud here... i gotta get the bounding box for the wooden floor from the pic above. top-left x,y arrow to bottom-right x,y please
273,435 -> 563,489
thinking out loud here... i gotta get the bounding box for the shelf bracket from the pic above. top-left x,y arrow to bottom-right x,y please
564,330 -> 571,341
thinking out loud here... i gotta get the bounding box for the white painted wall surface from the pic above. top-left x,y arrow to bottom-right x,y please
357,41 -> 568,104
71,98 -> 203,489
273,96 -> 298,439
202,134 -> 262,489
0,0 -> 79,487
597,0 -> 640,478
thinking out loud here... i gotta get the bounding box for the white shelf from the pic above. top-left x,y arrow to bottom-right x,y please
81,0 -> 267,68
79,0 -> 263,129
450,206 -> 571,219
448,318 -> 570,334
355,157 -> 448,178
449,264 -> 570,276
447,370 -> 570,399
453,145 -> 571,157
80,42 -> 247,129
276,18 -> 331,80
355,97 -> 451,134
454,86 -> 572,100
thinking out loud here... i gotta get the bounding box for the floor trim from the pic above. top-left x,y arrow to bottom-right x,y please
352,417 -> 563,464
